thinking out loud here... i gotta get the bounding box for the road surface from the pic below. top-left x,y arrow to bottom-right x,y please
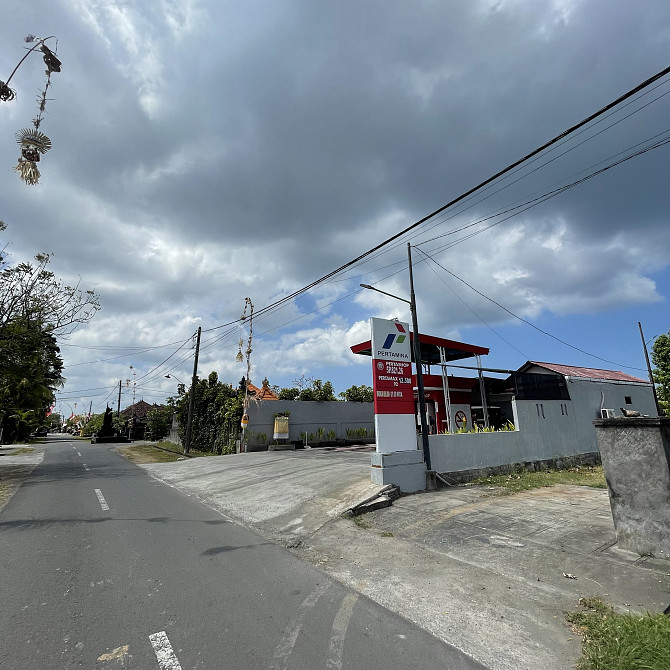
0,437 -> 484,669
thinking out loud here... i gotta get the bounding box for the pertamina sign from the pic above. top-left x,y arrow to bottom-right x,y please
371,318 -> 417,453
371,320 -> 414,415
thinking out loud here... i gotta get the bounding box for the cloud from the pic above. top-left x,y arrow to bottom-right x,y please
1,0 -> 668,411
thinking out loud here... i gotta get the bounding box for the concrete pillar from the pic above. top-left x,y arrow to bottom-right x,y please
594,417 -> 670,557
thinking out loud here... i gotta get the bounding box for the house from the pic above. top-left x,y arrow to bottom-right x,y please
121,400 -> 163,439
428,360 -> 656,478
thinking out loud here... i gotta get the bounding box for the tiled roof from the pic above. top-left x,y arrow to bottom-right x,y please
247,380 -> 279,400
527,361 -> 649,384
121,400 -> 161,418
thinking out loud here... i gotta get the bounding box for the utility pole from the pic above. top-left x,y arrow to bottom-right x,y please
117,380 -> 122,416
638,322 -> 662,416
184,326 -> 202,455
408,243 -> 432,470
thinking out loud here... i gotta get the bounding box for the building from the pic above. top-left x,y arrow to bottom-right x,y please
351,330 -> 657,479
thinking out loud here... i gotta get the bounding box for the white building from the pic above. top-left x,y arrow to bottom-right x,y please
428,361 -> 656,477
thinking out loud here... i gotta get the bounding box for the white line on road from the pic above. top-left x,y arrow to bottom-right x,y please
270,583 -> 330,670
77,451 -> 82,457
83,464 -> 90,471
149,631 -> 183,670
327,593 -> 358,670
94,489 -> 110,511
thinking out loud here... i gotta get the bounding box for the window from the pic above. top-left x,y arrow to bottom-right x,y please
625,396 -> 632,405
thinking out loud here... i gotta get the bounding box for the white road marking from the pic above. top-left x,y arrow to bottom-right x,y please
149,631 -> 183,670
94,489 -> 110,511
83,464 -> 90,471
77,451 -> 82,457
270,583 -> 330,670
327,593 -> 358,670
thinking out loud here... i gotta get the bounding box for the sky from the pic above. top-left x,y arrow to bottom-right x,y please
1,0 -> 668,417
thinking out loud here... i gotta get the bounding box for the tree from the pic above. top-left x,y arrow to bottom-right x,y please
0,253 -> 99,336
278,387 -> 300,400
651,330 -> 670,415
174,372 -> 241,453
146,404 -> 174,440
0,225 -> 100,442
339,384 -> 374,403
278,378 -> 337,401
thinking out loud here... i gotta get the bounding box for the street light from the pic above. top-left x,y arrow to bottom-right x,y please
165,374 -> 185,386
360,243 -> 432,470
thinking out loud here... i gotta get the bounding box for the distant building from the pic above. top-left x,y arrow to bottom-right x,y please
121,400 -> 163,439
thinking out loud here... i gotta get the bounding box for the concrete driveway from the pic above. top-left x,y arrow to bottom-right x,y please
142,447 -> 670,670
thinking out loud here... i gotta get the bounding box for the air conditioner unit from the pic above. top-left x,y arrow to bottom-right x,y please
600,409 -> 616,419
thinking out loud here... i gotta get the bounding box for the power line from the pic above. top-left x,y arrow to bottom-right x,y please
414,247 -> 647,371
200,64 -> 670,334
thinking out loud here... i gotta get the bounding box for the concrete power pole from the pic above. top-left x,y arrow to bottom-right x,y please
184,326 -> 202,455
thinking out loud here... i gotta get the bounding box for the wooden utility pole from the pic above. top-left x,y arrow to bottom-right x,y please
184,327 -> 202,454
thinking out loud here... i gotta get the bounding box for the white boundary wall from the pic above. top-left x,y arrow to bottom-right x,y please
429,379 -> 656,474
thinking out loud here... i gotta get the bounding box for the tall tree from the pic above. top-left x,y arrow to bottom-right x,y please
0,224 -> 100,442
651,330 -> 670,415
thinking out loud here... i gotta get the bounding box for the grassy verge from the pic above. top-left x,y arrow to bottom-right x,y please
118,443 -> 184,464
566,597 -> 670,670
6,447 -> 35,456
473,465 -> 606,495
118,442 -> 219,464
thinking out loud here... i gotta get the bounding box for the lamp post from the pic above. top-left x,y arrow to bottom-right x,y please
360,244 -> 432,470
165,374 -> 185,387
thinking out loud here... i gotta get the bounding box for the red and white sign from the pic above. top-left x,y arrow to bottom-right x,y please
371,317 -> 418,453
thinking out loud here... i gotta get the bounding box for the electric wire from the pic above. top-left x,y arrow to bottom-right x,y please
414,247 -> 647,371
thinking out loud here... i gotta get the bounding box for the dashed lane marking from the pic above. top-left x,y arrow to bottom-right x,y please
327,593 -> 358,670
77,451 -> 82,457
83,464 -> 90,471
94,488 -> 110,511
270,583 -> 330,670
149,631 -> 183,670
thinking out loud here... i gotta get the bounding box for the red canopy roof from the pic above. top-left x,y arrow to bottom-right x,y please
351,332 -> 489,365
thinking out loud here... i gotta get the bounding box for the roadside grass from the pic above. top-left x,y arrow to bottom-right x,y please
6,447 -> 35,455
473,465 -> 606,495
566,597 -> 670,670
351,515 -> 371,529
154,441 -> 218,458
119,442 -> 220,464
118,443 -> 183,464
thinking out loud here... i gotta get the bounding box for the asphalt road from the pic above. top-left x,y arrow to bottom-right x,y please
0,438 -> 485,670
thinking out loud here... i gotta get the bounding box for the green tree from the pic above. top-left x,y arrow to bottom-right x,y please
651,330 -> 670,415
278,387 -> 300,400
146,404 -> 174,440
0,224 -> 100,442
339,384 -> 374,402
174,372 -> 241,453
297,379 -> 336,402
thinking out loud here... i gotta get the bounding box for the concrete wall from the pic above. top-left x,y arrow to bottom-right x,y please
429,380 -> 656,475
594,417 -> 670,557
245,400 -> 374,447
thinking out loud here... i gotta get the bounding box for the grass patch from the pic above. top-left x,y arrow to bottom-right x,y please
380,531 -> 394,537
118,444 -> 184,464
351,515 -> 371,529
119,442 -> 221,464
7,447 -> 35,455
473,465 -> 606,495
566,597 -> 670,670
153,442 -> 218,458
